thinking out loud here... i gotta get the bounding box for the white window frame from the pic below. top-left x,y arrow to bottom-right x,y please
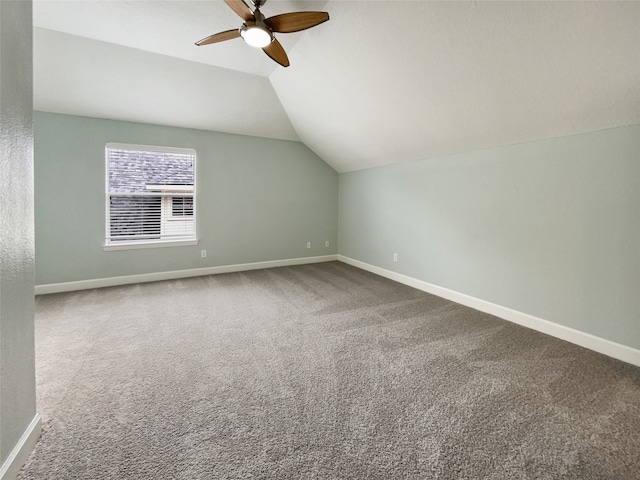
104,143 -> 198,251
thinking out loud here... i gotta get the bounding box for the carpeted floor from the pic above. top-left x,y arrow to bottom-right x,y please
18,261 -> 640,479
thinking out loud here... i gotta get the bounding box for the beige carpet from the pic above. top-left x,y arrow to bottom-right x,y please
18,262 -> 640,479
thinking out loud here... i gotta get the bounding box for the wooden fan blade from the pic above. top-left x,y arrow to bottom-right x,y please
224,0 -> 253,22
195,29 -> 240,46
264,12 -> 329,33
263,39 -> 290,67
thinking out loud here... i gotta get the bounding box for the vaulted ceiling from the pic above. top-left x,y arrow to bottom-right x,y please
33,1 -> 640,172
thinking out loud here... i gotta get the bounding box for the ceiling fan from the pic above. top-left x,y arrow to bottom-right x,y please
195,0 -> 329,67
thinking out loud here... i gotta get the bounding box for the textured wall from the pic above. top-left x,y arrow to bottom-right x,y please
0,0 -> 37,466
339,125 -> 640,350
34,112 -> 338,285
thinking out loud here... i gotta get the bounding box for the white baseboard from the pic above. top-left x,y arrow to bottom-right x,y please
338,255 -> 640,367
0,414 -> 41,480
35,255 -> 339,295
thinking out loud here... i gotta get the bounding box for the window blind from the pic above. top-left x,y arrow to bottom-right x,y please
106,144 -> 196,245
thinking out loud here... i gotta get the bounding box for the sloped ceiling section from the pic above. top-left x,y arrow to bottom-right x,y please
272,1 -> 640,172
33,0 -> 328,77
34,28 -> 298,141
33,1 -> 640,172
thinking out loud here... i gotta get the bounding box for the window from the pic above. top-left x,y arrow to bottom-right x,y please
105,143 -> 197,250
172,196 -> 193,217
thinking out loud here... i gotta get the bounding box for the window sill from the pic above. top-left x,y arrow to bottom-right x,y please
103,239 -> 199,251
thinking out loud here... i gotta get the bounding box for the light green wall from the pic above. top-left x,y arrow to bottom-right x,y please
1,0 -> 37,467
34,112 -> 338,285
339,125 -> 640,350
34,113 -> 640,350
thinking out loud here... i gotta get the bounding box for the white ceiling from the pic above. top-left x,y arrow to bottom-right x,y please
34,28 -> 299,141
33,1 -> 640,172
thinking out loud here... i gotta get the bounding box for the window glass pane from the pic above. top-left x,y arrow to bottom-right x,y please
172,197 -> 194,217
108,149 -> 194,193
109,196 -> 162,240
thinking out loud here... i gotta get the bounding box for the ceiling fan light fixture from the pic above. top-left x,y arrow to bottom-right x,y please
240,24 -> 272,48
196,1 -> 329,67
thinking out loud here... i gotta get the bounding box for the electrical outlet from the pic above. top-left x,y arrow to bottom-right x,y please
201,250 -> 207,258
393,253 -> 398,262
307,242 -> 312,249
325,241 -> 330,248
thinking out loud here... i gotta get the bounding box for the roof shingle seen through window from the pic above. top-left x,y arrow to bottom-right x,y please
108,149 -> 194,193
